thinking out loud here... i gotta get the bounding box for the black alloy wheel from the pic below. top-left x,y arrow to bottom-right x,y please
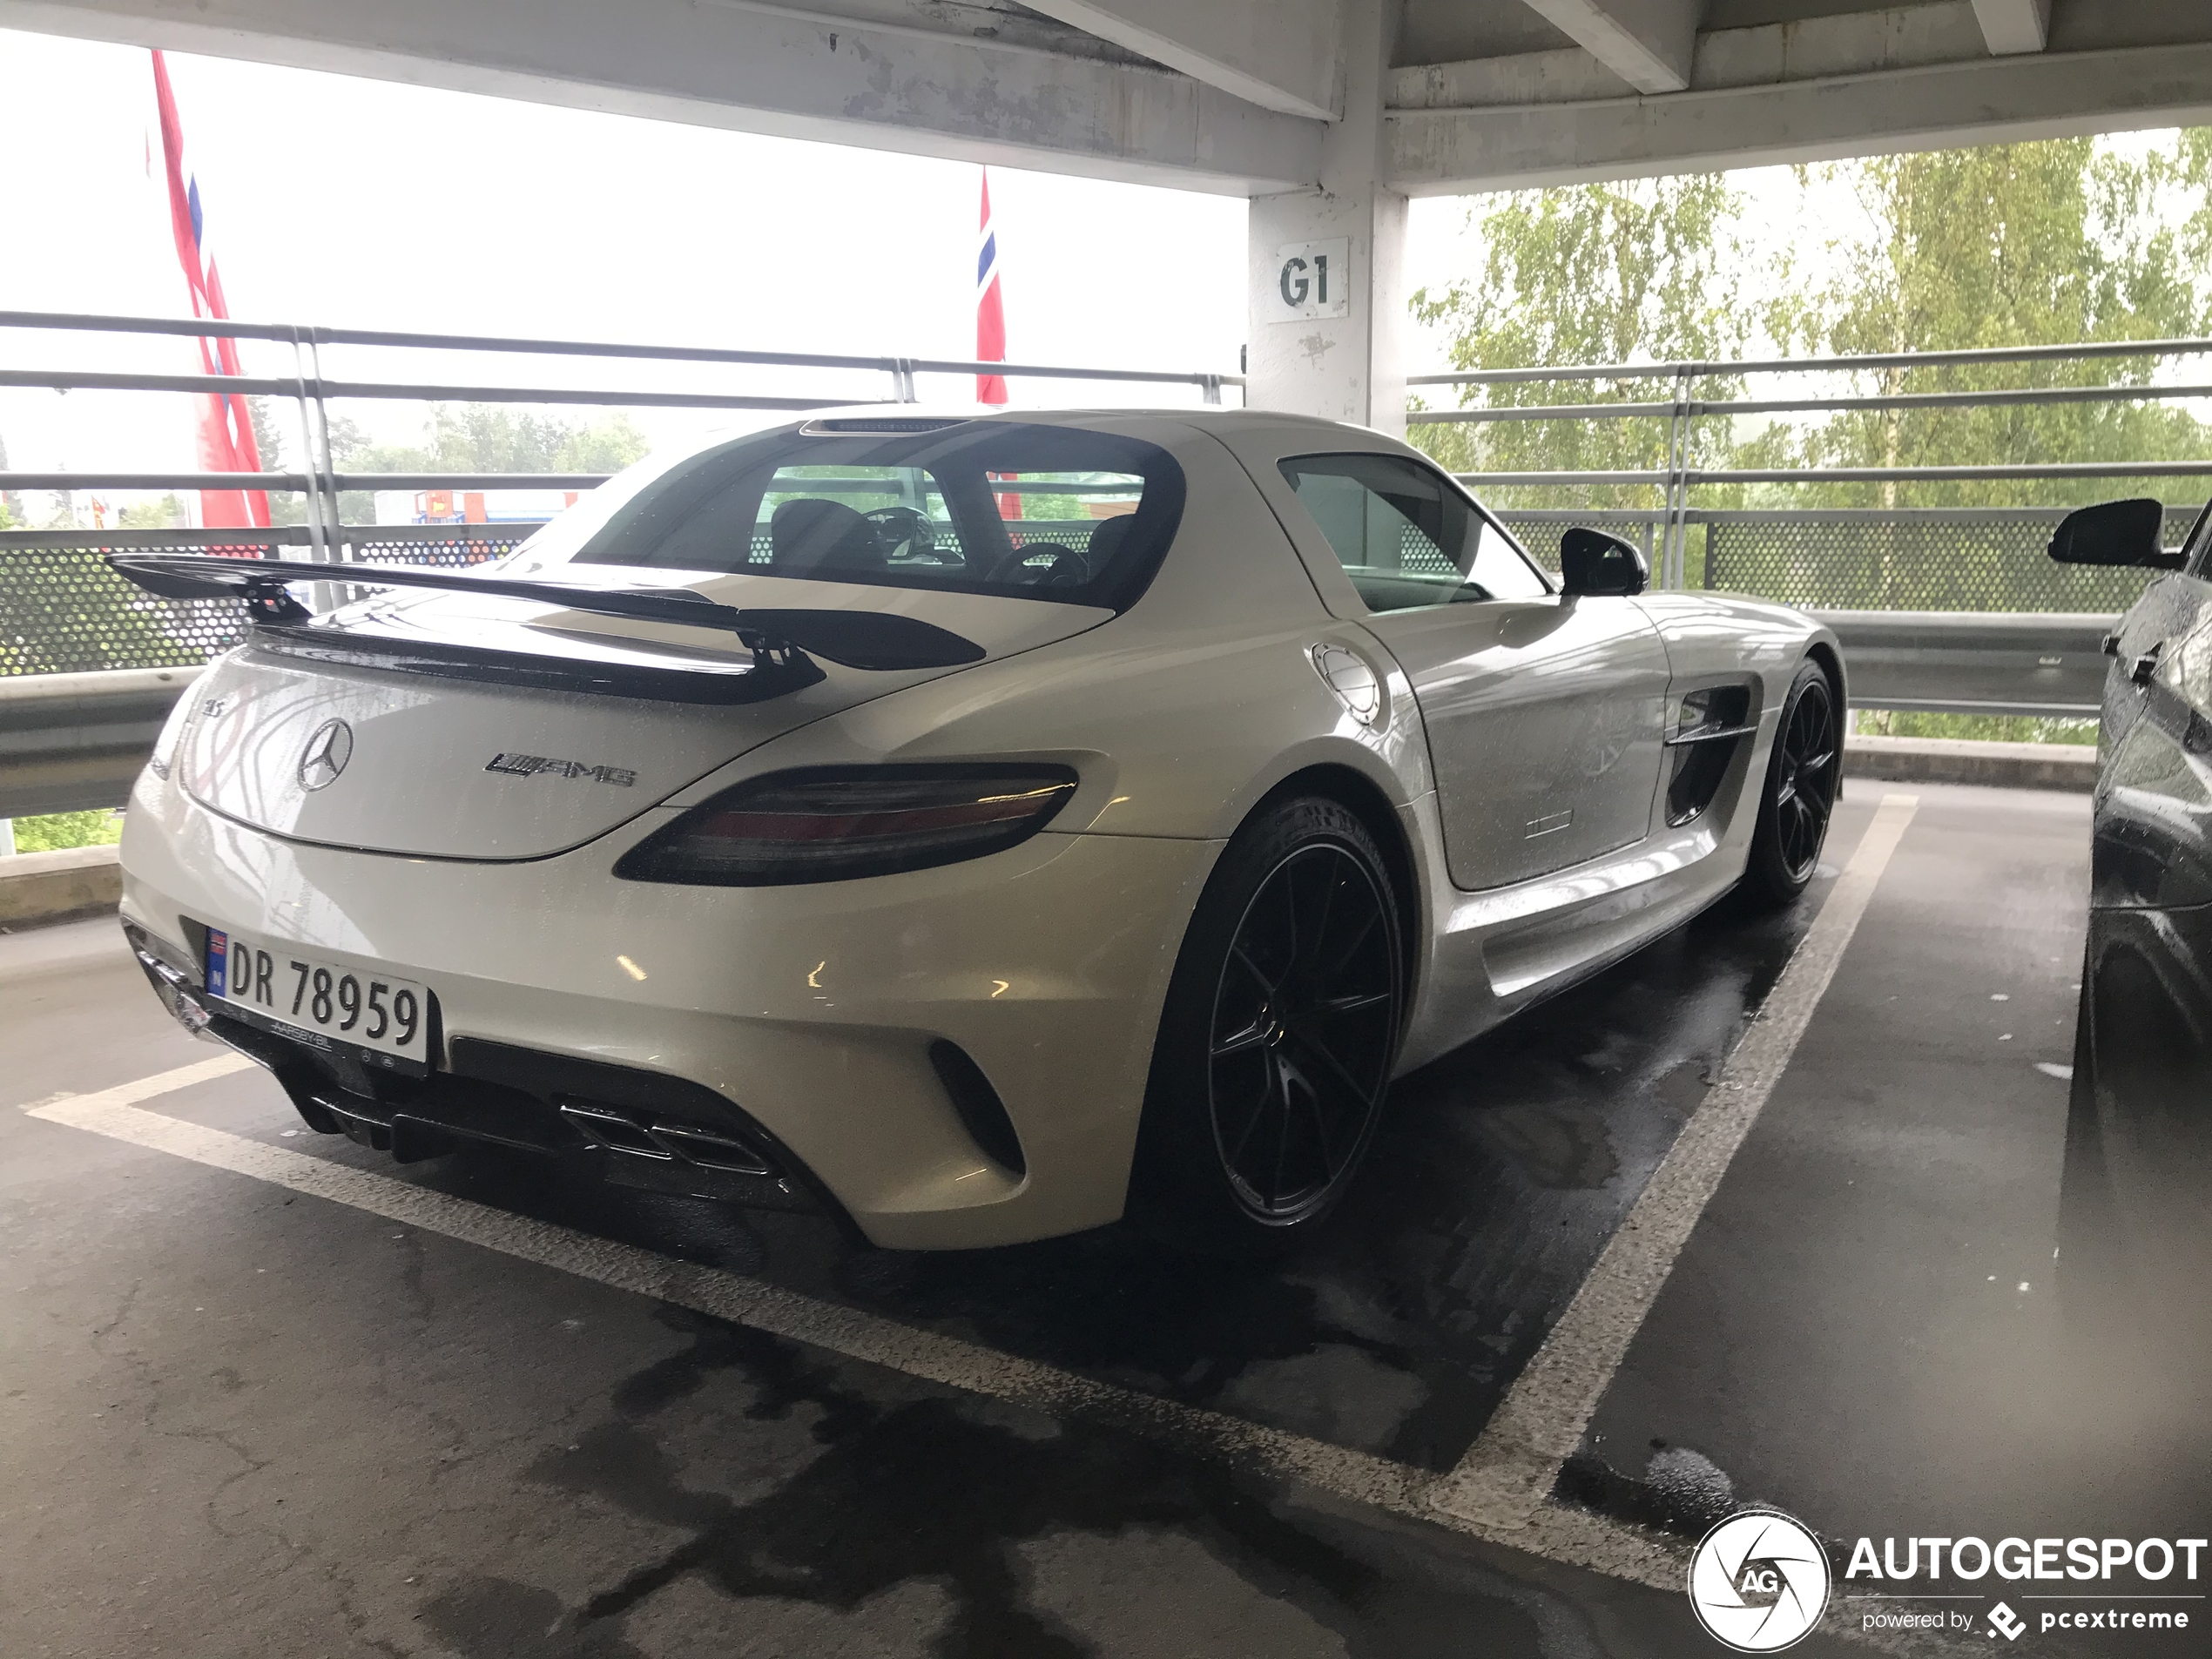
1742,660 -> 1840,907
1208,841 -> 1399,1221
1130,796 -> 1405,1255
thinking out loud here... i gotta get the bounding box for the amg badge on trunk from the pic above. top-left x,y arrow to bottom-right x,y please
485,753 -> 637,786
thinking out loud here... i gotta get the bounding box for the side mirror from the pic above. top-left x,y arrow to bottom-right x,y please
1560,527 -> 1649,597
2049,498 -> 2182,569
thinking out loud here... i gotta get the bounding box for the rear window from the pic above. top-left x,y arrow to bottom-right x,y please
535,421 -> 1184,610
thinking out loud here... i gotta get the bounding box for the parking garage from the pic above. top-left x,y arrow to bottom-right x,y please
16,779 -> 2199,1656
7,3 -> 2212,1656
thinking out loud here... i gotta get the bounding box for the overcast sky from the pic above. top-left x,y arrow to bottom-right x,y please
0,27 -> 1513,480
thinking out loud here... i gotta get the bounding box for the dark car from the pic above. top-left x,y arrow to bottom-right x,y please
2045,496 -> 2212,1376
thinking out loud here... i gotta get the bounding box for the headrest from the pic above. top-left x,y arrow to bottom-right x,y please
770,497 -> 885,575
1084,514 -> 1135,567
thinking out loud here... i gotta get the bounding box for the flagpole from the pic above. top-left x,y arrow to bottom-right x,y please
976,168 -> 1021,523
150,50 -> 270,539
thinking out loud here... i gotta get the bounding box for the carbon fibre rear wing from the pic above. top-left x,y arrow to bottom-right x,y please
105,552 -> 985,673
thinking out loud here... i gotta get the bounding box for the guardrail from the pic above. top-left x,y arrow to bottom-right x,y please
0,524 -> 2119,818
0,609 -> 2107,819
5,322 -> 2192,820
0,664 -> 203,820
0,307 -> 1244,573
1411,333 -> 2212,592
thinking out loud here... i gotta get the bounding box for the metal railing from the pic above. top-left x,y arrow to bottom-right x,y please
0,307 -> 1243,571
10,322 -> 2205,816
1409,334 -> 2212,593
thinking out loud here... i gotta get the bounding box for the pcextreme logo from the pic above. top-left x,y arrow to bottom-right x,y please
1688,1510 -> 1833,1652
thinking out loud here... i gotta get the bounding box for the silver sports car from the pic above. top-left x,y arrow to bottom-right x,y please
112,408 -> 1844,1254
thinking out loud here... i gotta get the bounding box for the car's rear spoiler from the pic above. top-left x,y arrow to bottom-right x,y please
105,553 -> 986,673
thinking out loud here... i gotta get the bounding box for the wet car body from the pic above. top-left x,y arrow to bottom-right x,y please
112,408 -> 1844,1254
2048,497 -> 2212,1358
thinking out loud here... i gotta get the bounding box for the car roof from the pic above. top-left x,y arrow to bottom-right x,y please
786,402 -> 1394,435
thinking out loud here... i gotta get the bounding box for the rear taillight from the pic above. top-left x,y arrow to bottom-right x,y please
614,765 -> 1080,886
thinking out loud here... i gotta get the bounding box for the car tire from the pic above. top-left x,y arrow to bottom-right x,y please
2057,931 -> 2212,1387
1126,795 -> 1405,1258
1738,658 -> 1841,909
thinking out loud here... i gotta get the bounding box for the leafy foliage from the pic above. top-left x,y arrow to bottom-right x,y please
329,405 -> 649,523
9,809 -> 124,852
1766,138 -> 2212,509
1409,174 -> 1789,513
1853,710 -> 2096,745
1413,134 -> 2212,511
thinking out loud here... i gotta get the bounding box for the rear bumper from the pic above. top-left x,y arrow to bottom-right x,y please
119,767 -> 1219,1249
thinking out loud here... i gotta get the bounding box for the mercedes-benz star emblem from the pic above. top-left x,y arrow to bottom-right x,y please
297,718 -> 354,791
1688,1509 -> 1831,1652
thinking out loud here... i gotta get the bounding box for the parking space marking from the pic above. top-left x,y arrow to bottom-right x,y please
26,1076 -> 1704,1599
22,807 -> 1934,1648
17,1049 -> 257,1115
1431,792 -> 1920,1533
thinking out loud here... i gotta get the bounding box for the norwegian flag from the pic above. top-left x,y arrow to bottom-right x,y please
975,170 -> 1022,519
151,51 -> 268,533
976,169 -> 1008,405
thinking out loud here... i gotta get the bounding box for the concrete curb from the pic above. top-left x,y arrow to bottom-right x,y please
1845,734 -> 2097,792
0,842 -> 123,929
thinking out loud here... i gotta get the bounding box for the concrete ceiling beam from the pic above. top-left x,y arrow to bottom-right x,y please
1018,0 -> 1343,122
1514,0 -> 1703,95
0,0 -> 1324,193
1972,0 -> 2052,56
1389,37 -> 2212,194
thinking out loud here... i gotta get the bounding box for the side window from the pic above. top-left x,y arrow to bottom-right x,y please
1278,453 -> 1548,613
2183,501 -> 2212,577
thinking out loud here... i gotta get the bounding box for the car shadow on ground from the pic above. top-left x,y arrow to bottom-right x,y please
338,883 -> 1829,1474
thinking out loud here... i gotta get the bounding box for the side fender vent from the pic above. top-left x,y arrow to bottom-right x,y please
1665,684 -> 1757,827
928,1040 -> 1026,1177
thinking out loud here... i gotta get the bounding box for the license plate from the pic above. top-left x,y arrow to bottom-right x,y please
205,927 -> 431,1074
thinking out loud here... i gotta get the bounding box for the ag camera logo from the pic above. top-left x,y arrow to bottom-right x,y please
1689,1510 -> 1832,1652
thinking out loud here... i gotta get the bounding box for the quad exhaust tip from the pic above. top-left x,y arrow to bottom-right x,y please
557,1101 -> 773,1176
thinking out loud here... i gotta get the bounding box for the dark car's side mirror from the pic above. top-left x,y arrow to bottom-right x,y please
1559,527 -> 1649,597
2048,498 -> 2183,569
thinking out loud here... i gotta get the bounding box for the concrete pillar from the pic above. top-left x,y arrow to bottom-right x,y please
1245,0 -> 1406,437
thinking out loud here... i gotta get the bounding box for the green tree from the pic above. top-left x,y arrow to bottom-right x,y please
116,494 -> 184,529
327,405 -> 650,522
1766,138 -> 2212,511
246,395 -> 308,526
0,432 -> 22,526
1408,173 -> 1784,511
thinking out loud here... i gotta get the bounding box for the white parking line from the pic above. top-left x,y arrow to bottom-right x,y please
25,1069 -> 1689,1594
1429,792 -> 1920,1531
21,805 -> 1920,1642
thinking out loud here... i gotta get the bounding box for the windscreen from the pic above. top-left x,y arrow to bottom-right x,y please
532,421 -> 1184,610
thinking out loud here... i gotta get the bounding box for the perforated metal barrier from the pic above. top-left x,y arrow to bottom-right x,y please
3,507 -> 2199,677
0,536 -> 260,676
1696,507 -> 2198,613
0,520 -> 1115,675
0,528 -> 528,676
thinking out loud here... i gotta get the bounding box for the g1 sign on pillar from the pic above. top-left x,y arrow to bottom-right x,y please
1272,239 -> 1350,320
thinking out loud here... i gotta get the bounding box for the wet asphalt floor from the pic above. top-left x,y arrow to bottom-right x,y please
4,782 -> 2206,1657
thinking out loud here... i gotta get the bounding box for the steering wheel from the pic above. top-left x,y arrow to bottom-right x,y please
865,506 -> 936,561
988,541 -> 1087,586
